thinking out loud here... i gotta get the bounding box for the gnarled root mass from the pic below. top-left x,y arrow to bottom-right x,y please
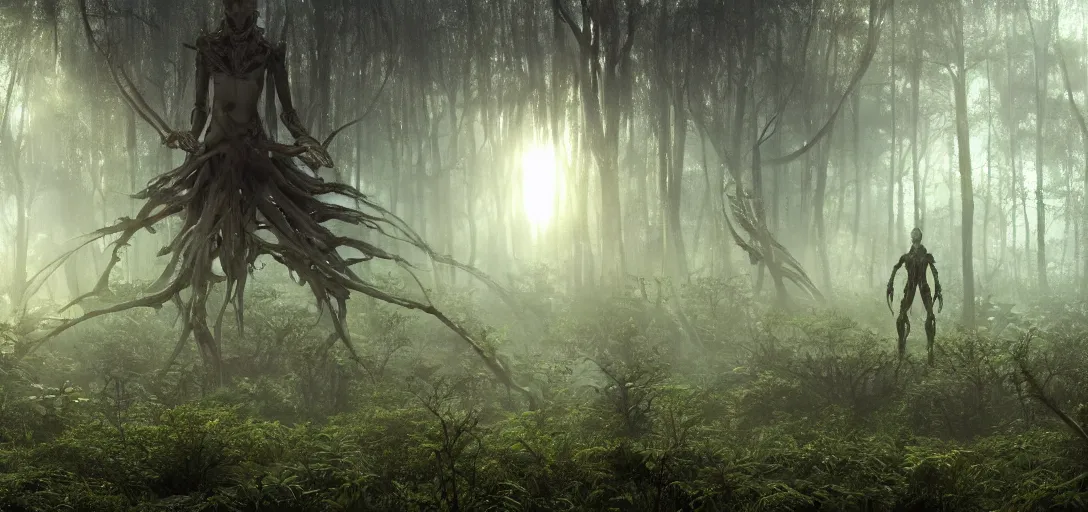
19,144 -> 537,409
723,189 -> 822,305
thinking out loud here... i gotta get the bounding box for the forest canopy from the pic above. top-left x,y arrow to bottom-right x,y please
1,0 -> 1088,510
0,0 -> 1086,308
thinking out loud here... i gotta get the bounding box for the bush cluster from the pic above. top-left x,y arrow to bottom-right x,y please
0,275 -> 1085,511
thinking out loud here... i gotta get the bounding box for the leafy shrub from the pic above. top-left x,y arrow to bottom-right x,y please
0,281 -> 1085,511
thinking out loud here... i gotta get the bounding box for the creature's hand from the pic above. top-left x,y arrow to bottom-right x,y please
296,135 -> 334,169
935,286 -> 943,313
162,131 -> 199,153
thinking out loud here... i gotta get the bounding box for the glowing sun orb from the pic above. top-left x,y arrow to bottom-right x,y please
520,145 -> 558,229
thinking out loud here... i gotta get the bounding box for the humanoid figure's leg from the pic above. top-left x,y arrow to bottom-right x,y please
920,283 -> 936,366
896,283 -> 917,358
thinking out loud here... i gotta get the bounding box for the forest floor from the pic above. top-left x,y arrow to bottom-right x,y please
0,272 -> 1086,511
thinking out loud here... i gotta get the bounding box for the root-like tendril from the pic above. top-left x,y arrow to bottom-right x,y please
20,148 -> 537,409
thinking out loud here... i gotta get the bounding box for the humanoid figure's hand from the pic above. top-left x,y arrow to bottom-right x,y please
934,286 -> 943,313
296,135 -> 334,169
163,131 -> 199,153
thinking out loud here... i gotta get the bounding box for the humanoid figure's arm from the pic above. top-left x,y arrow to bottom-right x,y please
269,43 -> 333,168
270,43 -> 312,141
885,254 -> 906,313
162,47 -> 207,153
928,257 -> 940,289
887,255 -> 906,290
929,255 -> 943,308
190,49 -> 210,138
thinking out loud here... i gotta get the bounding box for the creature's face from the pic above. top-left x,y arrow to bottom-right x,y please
224,0 -> 258,33
910,228 -> 922,246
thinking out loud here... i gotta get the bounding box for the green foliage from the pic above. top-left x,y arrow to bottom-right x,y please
2,277 -> 1087,511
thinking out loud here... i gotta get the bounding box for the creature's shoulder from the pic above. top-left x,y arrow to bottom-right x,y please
904,245 -> 927,262
193,30 -> 224,57
190,32 -> 224,73
253,28 -> 275,53
194,26 -> 226,47
914,245 -> 935,262
269,38 -> 287,61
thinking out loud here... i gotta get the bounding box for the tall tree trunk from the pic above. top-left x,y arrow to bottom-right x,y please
553,0 -> 638,284
920,116 -> 929,227
814,140 -> 832,291
983,48 -> 992,278
11,163 -> 28,310
1027,7 -> 1054,291
812,29 -> 839,291
888,1 -> 897,258
668,100 -> 689,279
948,129 -> 955,257
466,107 -> 479,268
1020,148 -> 1031,280
125,15 -> 138,281
852,90 -> 863,254
1007,20 -> 1023,283
1058,34 -> 1088,291
444,86 -> 460,285
9,90 -> 29,310
910,41 -> 922,229
655,74 -> 671,275
950,2 -> 975,327
579,127 -> 595,286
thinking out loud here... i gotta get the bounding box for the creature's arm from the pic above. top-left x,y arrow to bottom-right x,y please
886,255 -> 905,313
270,44 -> 306,139
929,255 -> 944,312
190,48 -> 210,138
163,44 -> 207,153
270,43 -> 332,168
887,255 -> 905,290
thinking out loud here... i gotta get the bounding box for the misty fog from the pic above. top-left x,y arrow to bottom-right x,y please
0,0 -> 1087,510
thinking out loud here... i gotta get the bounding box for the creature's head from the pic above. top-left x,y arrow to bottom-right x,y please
222,0 -> 258,34
910,227 -> 923,246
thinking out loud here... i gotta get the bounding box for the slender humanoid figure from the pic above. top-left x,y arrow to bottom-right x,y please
886,228 -> 944,364
32,0 -> 422,383
23,0 -> 535,405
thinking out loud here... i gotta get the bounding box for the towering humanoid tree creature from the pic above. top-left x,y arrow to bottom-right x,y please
21,0 -> 534,406
886,228 -> 944,365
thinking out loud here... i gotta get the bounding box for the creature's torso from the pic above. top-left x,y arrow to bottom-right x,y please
903,244 -> 933,287
196,27 -> 276,142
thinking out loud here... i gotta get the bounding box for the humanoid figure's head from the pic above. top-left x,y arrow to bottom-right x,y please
910,228 -> 923,246
222,0 -> 258,33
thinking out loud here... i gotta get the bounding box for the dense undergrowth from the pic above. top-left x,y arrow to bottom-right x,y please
0,270 -> 1086,511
